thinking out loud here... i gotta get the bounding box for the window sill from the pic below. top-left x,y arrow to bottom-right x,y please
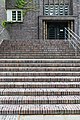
7,21 -> 23,23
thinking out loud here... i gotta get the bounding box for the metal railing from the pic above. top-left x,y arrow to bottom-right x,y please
65,27 -> 80,56
0,28 -> 5,45
0,28 -> 5,35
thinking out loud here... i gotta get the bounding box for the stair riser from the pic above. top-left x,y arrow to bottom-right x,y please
0,110 -> 80,115
0,100 -> 80,104
0,56 -> 80,59
0,63 -> 80,67
0,73 -> 80,76
0,92 -> 80,96
0,78 -> 79,82
0,68 -> 80,72
0,84 -> 80,88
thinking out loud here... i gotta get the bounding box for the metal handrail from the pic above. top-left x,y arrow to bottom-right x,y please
65,28 -> 80,46
65,27 -> 80,55
68,27 -> 80,40
0,28 -> 5,35
0,28 -> 5,45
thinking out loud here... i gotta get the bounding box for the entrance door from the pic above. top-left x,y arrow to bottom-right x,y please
47,22 -> 68,39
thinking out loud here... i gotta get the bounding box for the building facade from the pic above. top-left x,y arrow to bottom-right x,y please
5,0 -> 80,40
0,0 -> 10,41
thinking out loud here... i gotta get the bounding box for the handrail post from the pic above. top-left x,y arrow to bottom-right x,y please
75,47 -> 77,56
65,28 -> 67,42
0,28 -> 5,45
0,28 -> 5,35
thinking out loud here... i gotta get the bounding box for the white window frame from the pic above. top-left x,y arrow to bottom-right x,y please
7,9 -> 23,22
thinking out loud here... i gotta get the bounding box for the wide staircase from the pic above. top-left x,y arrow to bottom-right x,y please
0,39 -> 80,115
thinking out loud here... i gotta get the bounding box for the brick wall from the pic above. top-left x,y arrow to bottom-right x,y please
5,0 -> 80,40
0,0 -> 10,41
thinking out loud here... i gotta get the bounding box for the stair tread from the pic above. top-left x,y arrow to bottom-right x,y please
0,76 -> 80,78
0,104 -> 80,110
0,96 -> 80,100
0,88 -> 80,92
0,82 -> 80,85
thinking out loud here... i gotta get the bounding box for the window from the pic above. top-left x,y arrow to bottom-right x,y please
44,4 -> 69,16
12,11 -> 16,21
64,5 -> 69,15
7,10 -> 23,22
44,5 -> 49,15
49,5 -> 54,15
55,5 -> 59,15
59,4 -> 64,15
17,11 -> 22,21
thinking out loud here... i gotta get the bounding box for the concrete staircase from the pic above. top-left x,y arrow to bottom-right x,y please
0,40 -> 80,115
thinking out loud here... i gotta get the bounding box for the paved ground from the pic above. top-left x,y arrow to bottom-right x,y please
0,115 -> 80,120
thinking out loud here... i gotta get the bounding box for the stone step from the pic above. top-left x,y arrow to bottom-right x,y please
0,55 -> 77,59
0,67 -> 80,72
0,104 -> 80,115
0,82 -> 80,88
0,49 -> 76,52
0,40 -> 73,50
0,49 -> 76,53
0,63 -> 80,67
0,96 -> 80,104
0,77 -> 80,82
0,59 -> 80,63
1,59 -> 80,63
0,55 -> 80,59
0,72 -> 80,76
0,52 -> 76,55
0,88 -> 80,96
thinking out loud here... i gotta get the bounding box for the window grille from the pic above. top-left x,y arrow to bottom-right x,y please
17,11 -> 22,21
44,5 -> 49,15
55,5 -> 59,15
49,5 -> 54,15
64,5 -> 69,15
12,11 -> 16,21
44,4 -> 69,16
59,4 -> 64,15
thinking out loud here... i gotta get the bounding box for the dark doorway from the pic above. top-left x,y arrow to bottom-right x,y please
47,21 -> 68,39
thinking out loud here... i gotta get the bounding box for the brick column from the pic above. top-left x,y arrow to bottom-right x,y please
73,0 -> 78,15
39,0 -> 43,15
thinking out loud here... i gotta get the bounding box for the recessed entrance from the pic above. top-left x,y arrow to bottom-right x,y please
47,22 -> 68,39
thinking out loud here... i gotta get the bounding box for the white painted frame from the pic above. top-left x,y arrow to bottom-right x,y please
7,9 -> 23,22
